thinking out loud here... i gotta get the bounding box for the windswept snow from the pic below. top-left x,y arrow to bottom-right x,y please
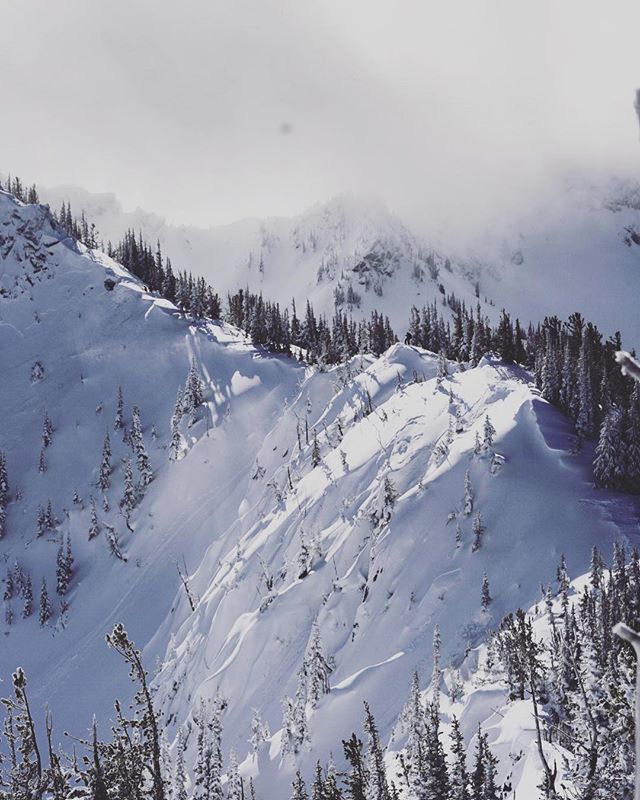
0,188 -> 637,797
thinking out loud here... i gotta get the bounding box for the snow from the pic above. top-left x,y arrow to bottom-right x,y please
0,188 -> 637,797
36,173 -> 640,343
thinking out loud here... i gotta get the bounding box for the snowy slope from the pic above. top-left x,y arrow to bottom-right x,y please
0,189 -> 636,797
37,173 -> 640,343
0,189 -> 304,735
150,346 -> 632,795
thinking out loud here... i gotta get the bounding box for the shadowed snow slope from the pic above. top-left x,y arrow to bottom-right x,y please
0,190 -> 634,796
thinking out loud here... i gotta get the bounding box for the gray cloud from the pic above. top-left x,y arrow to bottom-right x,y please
1,0 -> 640,236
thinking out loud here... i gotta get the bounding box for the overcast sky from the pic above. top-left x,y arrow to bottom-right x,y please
1,0 -> 640,231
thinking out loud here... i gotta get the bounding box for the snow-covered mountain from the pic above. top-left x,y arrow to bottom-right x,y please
1,188 -> 636,796
37,173 -> 640,344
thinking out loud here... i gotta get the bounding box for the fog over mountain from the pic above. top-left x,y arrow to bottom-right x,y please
2,0 -> 640,239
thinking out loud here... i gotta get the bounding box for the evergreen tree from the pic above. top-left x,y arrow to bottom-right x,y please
305,621 -> 332,708
173,727 -> 188,800
45,500 -> 55,530
481,574 -> 492,609
22,572 -> 33,618
471,513 -> 484,552
0,451 -> 8,539
183,362 -> 205,416
115,386 -> 125,431
311,430 -> 321,468
383,475 -> 398,511
56,534 -> 73,596
105,623 -> 167,800
131,406 -> 153,486
38,449 -> 47,474
423,701 -> 449,799
363,702 -> 390,800
121,457 -> 137,516
625,384 -> 640,493
39,578 -> 52,626
249,708 -> 270,754
462,469 -> 473,516
291,771 -> 309,800
482,415 -> 496,452
42,411 -> 54,449
593,407 -> 625,489
342,733 -> 368,800
226,749 -> 243,800
99,432 -> 112,491
169,414 -> 183,462
89,497 -> 100,540
449,716 -> 470,800
36,504 -> 47,537
576,333 -> 596,442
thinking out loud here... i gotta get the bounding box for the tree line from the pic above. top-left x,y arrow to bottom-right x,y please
4,174 -> 640,493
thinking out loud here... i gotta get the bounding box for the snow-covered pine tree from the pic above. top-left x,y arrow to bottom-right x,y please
437,350 -> 449,382
432,624 -> 442,706
541,327 -> 561,405
38,448 -> 47,473
39,577 -> 51,626
169,413 -> 183,462
45,500 -> 55,530
131,406 -> 153,486
449,716 -> 470,800
481,573 -> 492,609
311,430 -> 321,468
88,497 -> 100,539
383,475 -> 398,511
462,469 -> 473,516
556,553 -> 570,594
183,362 -> 205,417
625,384 -> 640,493
3,566 -> 14,625
291,771 -> 309,800
471,512 -> 484,552
107,527 -> 125,561
281,696 -> 298,757
56,534 -> 73,596
193,697 -> 224,800
249,708 -> 270,755
173,727 -> 188,800
455,521 -> 463,548
99,432 -> 112,491
226,750 -> 243,800
42,410 -> 54,448
473,431 -> 482,456
0,451 -> 8,538
114,385 -> 125,431
401,671 -> 427,790
576,334 -> 596,442
305,621 -> 332,708
36,504 -> 46,537
422,701 -> 450,798
22,572 -> 33,618
593,406 -> 626,489
482,415 -> 496,452
311,761 -> 326,800
363,702 -> 390,800
121,457 -> 137,517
